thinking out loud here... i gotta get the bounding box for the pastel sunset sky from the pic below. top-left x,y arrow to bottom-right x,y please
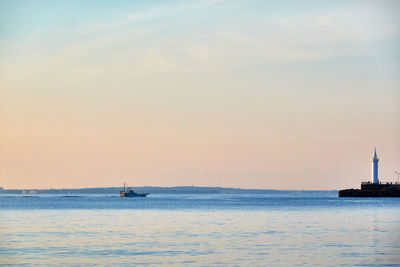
1,0 -> 399,189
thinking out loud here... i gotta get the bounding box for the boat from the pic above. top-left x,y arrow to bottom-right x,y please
120,183 -> 149,197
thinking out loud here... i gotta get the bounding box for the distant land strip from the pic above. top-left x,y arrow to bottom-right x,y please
0,186 -> 337,194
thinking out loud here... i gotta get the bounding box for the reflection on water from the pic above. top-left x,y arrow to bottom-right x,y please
0,194 -> 399,266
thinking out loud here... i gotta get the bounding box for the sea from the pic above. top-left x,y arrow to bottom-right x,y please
0,192 -> 399,266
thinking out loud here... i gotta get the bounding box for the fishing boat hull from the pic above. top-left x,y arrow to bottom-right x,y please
120,191 -> 149,197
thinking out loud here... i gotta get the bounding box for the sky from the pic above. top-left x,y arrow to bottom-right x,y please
0,0 -> 399,190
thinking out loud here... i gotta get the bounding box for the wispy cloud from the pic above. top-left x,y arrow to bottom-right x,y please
2,0 -> 400,78
78,0 -> 226,38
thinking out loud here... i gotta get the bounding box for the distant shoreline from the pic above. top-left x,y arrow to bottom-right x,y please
0,186 -> 337,194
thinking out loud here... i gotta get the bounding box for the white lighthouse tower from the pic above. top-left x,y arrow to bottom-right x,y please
371,148 -> 379,184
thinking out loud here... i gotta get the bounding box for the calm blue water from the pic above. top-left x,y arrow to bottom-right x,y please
1,192 -> 399,266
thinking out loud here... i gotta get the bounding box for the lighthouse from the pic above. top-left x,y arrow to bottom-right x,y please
339,148 -> 400,197
371,148 -> 379,184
